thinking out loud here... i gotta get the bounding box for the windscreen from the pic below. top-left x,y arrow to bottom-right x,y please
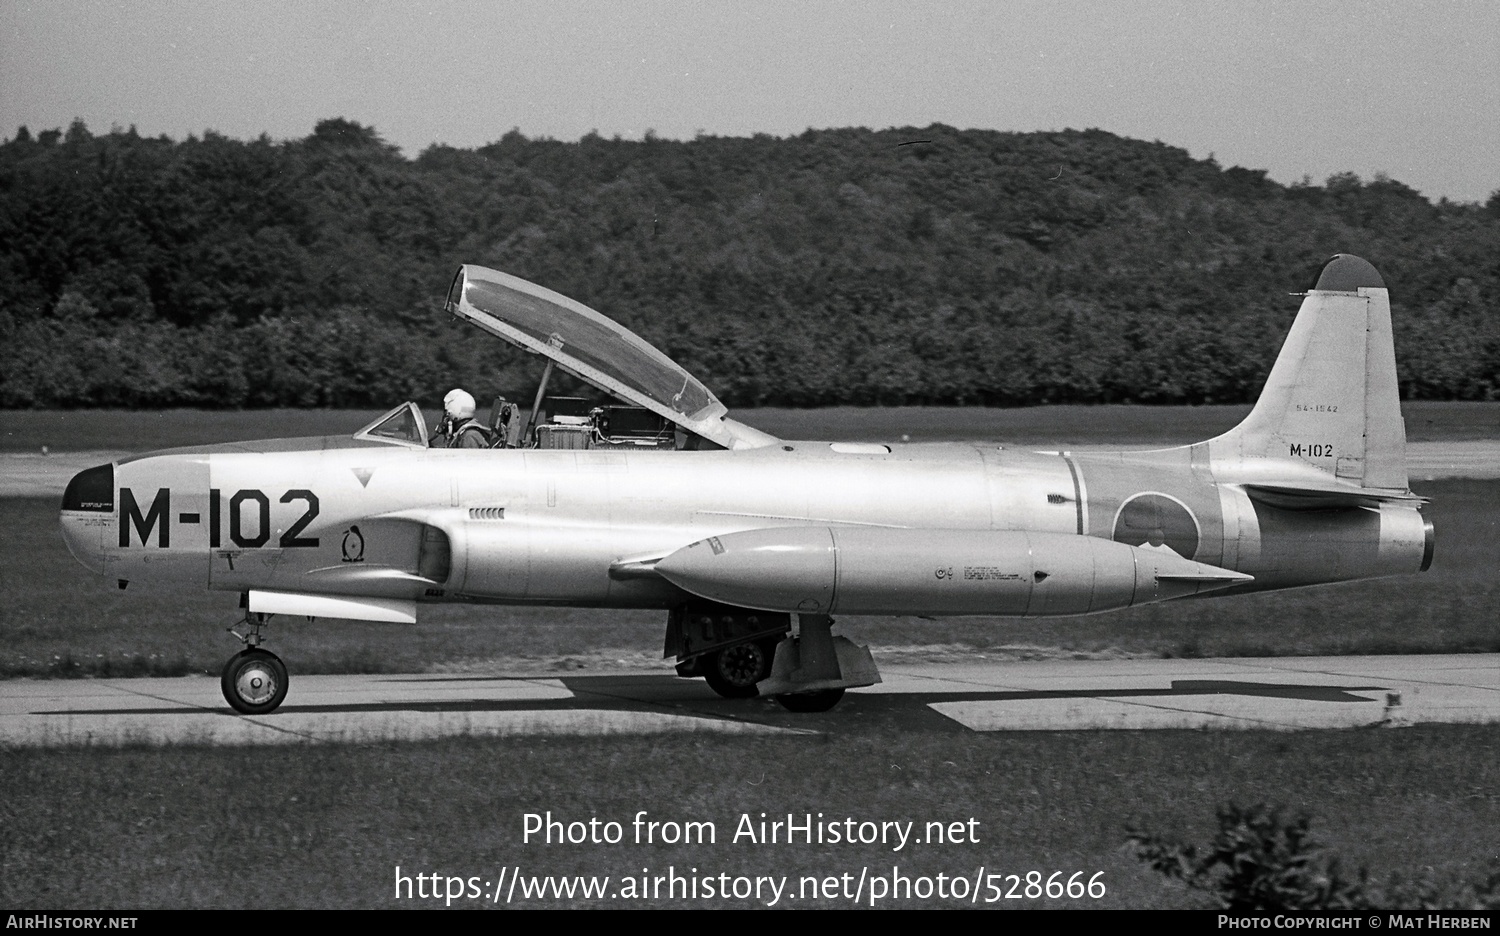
353,402 -> 427,447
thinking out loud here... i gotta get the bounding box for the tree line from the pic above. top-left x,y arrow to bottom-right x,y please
2,118 -> 1497,409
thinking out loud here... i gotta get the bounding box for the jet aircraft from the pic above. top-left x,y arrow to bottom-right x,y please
60,254 -> 1433,714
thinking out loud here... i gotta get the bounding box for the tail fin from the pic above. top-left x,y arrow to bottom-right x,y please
1208,254 -> 1408,492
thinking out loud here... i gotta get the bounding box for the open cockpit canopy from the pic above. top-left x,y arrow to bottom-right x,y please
445,265 -> 773,450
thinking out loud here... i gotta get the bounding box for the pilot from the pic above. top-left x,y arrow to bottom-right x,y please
432,389 -> 490,448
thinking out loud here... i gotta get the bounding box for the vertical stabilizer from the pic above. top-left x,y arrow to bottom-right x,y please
1208,254 -> 1408,491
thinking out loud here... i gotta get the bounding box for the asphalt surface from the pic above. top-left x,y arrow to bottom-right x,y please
3,654 -> 1496,746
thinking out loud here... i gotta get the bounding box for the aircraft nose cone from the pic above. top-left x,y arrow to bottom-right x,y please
60,462 -> 115,574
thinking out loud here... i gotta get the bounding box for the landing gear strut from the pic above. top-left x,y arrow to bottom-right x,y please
222,612 -> 289,714
760,614 -> 881,713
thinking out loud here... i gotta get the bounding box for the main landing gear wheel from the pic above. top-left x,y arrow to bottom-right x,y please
703,640 -> 777,699
775,688 -> 845,713
221,648 -> 288,715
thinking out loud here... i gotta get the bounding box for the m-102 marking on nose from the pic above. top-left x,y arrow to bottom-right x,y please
119,487 -> 320,549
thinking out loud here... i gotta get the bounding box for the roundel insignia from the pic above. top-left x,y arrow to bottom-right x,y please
1112,493 -> 1199,559
341,525 -> 365,562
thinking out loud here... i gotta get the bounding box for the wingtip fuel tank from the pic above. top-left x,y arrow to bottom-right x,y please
655,526 -> 1252,617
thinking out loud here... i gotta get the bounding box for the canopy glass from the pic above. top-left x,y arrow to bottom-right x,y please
445,266 -> 734,447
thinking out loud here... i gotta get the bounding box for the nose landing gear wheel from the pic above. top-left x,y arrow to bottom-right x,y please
703,640 -> 776,699
221,648 -> 289,715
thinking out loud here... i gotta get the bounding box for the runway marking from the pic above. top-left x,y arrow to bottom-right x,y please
1,672 -> 815,746
872,657 -> 1471,732
96,678 -> 325,741
1228,660 -> 1500,693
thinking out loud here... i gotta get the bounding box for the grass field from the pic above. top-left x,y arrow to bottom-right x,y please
2,727 -> 1496,909
3,400 -> 1499,452
3,478 -> 1495,679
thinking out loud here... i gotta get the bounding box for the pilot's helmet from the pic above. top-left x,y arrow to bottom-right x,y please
443,388 -> 476,420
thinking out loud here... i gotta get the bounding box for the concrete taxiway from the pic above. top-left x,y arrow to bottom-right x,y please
2,654 -> 1496,746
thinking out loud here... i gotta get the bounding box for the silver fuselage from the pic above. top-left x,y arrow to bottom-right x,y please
61,436 -> 1430,613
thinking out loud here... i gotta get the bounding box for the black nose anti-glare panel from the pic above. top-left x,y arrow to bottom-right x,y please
62,463 -> 114,512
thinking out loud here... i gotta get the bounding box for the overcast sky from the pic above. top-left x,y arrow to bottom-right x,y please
2,0 -> 1496,203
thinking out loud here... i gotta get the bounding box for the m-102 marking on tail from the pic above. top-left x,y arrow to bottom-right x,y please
1289,444 -> 1335,458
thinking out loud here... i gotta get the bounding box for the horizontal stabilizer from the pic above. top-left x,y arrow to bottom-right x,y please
1242,481 -> 1426,511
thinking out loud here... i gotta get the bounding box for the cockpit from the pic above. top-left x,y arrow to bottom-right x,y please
353,265 -> 778,452
352,397 -> 680,451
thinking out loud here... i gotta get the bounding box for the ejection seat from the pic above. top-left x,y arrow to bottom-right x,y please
488,396 -> 521,448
